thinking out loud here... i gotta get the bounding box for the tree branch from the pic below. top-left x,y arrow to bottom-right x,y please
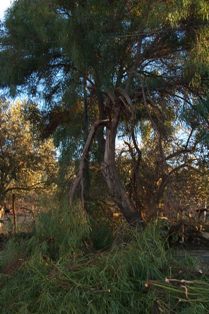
69,119 -> 109,205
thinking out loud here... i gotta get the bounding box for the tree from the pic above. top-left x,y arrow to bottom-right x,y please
0,0 -> 208,224
0,100 -> 57,204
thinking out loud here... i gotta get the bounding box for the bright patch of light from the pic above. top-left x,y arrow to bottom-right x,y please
0,0 -> 14,20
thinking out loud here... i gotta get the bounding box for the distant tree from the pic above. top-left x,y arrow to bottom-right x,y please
0,100 -> 57,204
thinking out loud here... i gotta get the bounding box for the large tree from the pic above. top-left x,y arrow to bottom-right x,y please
0,0 -> 208,224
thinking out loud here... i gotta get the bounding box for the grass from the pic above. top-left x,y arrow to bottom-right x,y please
0,202 -> 209,313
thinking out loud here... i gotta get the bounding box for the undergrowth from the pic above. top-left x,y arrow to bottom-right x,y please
0,202 -> 209,313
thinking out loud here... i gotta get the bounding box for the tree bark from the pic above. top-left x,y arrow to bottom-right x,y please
101,107 -> 143,225
12,193 -> 17,233
96,92 -> 106,163
69,92 -> 143,226
95,74 -> 106,163
83,78 -> 90,207
69,119 -> 108,206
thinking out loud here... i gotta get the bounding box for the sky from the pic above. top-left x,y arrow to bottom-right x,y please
0,0 -> 13,19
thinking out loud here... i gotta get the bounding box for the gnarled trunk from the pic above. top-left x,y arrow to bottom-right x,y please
101,107 -> 142,225
69,92 -> 143,226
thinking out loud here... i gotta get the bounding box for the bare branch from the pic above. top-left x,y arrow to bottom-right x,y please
166,148 -> 194,161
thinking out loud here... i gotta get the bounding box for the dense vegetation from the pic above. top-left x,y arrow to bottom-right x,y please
0,101 -> 57,204
0,0 -> 208,313
1,204 -> 209,314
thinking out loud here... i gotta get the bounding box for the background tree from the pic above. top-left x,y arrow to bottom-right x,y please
0,100 -> 57,206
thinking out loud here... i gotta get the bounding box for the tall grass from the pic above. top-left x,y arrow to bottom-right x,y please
0,202 -> 209,313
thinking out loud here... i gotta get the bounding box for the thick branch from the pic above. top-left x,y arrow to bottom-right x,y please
69,119 -> 109,205
5,182 -> 46,193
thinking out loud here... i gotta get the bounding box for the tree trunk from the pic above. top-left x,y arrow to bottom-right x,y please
101,107 -> 143,225
83,78 -> 90,207
69,119 -> 108,206
95,76 -> 106,163
69,91 -> 143,226
12,193 -> 17,233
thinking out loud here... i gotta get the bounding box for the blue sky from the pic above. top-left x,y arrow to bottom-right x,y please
0,0 -> 13,19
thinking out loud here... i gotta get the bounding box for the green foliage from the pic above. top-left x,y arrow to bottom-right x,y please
34,200 -> 90,259
90,222 -> 113,251
1,210 -> 209,313
0,100 -> 57,203
1,0 -> 209,116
